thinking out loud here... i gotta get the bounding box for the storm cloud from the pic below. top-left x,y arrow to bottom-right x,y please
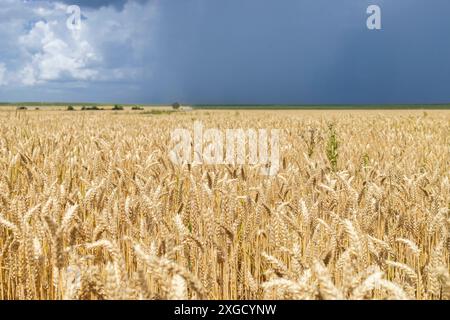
1,0 -> 450,104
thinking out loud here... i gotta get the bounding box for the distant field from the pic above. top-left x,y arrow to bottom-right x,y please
0,105 -> 170,112
0,102 -> 150,107
192,104 -> 450,110
2,103 -> 450,110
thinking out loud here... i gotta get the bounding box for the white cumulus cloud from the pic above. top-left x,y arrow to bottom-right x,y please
0,0 -> 157,87
19,20 -> 99,84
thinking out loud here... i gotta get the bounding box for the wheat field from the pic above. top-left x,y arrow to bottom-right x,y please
0,109 -> 449,300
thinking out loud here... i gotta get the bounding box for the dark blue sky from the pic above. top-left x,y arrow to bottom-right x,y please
1,0 -> 450,104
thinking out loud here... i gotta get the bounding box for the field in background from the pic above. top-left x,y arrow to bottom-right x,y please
2,103 -> 450,110
0,109 -> 449,300
0,105 -> 171,112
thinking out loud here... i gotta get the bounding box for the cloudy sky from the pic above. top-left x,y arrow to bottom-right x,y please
0,0 -> 449,104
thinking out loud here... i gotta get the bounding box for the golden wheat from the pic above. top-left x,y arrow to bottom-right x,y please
0,109 -> 448,300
